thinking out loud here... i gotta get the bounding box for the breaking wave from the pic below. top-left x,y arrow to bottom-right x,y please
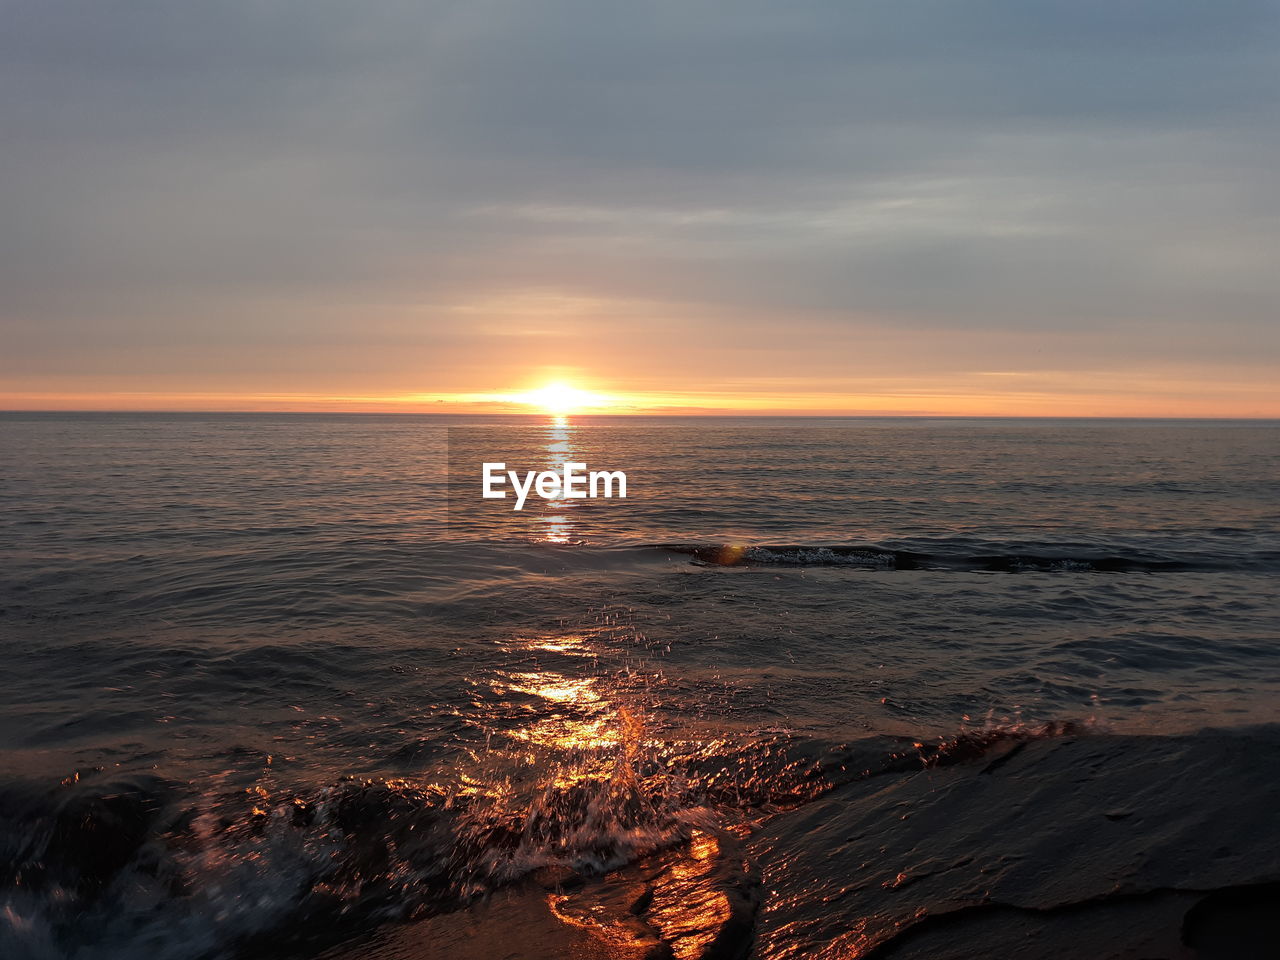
0,713 -> 1104,960
660,541 -> 1280,572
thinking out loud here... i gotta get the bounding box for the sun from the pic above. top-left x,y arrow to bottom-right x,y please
519,382 -> 606,414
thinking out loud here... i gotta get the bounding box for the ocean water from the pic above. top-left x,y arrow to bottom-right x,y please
1,413 -> 1278,959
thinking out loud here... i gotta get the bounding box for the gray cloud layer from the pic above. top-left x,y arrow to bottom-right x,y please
2,1 -> 1278,401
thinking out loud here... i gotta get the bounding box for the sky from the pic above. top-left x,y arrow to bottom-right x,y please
1,1 -> 1278,415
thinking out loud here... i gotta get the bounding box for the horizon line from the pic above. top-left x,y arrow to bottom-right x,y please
5,409 -> 1279,421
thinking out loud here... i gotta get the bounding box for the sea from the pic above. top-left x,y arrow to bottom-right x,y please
1,413 -> 1277,959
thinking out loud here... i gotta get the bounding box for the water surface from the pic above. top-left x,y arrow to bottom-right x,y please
2,414 -> 1277,958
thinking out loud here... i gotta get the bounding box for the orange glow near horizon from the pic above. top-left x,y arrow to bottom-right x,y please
2,368 -> 1278,417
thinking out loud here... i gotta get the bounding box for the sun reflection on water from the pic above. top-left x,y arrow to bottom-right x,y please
501,671 -> 601,706
429,614 -> 823,957
504,633 -> 593,656
490,667 -> 622,752
650,828 -> 734,960
538,416 -> 578,544
541,514 -> 573,543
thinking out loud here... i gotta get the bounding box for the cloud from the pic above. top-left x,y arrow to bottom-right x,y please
1,1 -> 1277,408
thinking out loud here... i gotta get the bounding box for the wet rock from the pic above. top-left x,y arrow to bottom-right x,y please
1182,880 -> 1280,960
747,725 -> 1280,959
324,827 -> 761,960
45,775 -> 171,894
532,864 -> 585,891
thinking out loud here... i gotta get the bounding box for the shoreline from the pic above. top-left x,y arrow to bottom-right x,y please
305,724 -> 1280,960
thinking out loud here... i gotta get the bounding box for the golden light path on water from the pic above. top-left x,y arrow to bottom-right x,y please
442,413 -> 776,955
540,414 -> 575,544
497,669 -> 619,752
469,622 -> 752,958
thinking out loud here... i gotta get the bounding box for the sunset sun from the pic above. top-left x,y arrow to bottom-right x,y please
518,382 -> 608,414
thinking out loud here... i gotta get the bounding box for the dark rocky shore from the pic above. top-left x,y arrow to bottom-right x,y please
6,725 -> 1275,959
748,725 -> 1280,959
337,725 -> 1279,960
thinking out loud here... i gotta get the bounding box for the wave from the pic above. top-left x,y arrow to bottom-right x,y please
658,541 -> 1280,572
3,536 -> 1274,632
0,728 -> 816,959
0,717 -> 1108,960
